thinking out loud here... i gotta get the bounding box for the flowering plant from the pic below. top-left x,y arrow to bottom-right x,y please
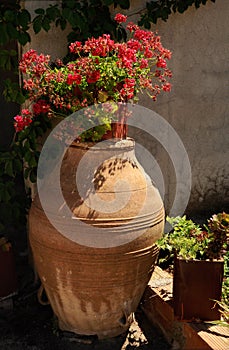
14,13 -> 172,141
157,213 -> 229,261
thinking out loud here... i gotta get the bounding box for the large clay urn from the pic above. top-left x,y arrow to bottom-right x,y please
29,138 -> 164,339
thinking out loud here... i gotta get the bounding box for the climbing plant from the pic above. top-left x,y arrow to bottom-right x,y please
139,0 -> 216,27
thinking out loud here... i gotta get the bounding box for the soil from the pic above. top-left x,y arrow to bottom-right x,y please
0,255 -> 170,350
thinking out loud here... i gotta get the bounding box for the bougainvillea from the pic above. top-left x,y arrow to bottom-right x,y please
15,14 -> 172,140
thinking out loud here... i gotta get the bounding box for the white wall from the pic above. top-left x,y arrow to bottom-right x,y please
162,0 -> 228,214
124,0 -> 229,215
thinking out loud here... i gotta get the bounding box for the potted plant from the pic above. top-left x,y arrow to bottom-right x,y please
13,14 -> 172,338
14,13 -> 171,142
157,212 -> 229,321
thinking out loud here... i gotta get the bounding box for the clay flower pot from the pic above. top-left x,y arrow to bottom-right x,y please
29,138 -> 165,338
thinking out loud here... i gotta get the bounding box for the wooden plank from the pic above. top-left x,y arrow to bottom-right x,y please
141,266 -> 229,350
191,323 -> 229,350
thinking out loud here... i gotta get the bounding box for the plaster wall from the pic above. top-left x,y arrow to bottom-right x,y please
24,0 -> 229,216
22,0 -> 70,59
115,0 -> 229,215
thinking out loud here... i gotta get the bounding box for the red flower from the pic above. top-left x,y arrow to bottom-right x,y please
33,100 -> 51,115
120,78 -> 136,100
66,73 -> 82,85
134,29 -> 152,41
124,78 -> 136,88
144,47 -> 153,59
84,35 -> 114,57
87,71 -> 100,83
162,83 -> 172,92
157,57 -> 167,68
126,22 -> 138,32
114,13 -> 127,23
16,14 -> 172,138
127,39 -> 142,51
69,41 -> 82,54
19,50 -> 50,75
14,110 -> 32,132
140,58 -> 148,69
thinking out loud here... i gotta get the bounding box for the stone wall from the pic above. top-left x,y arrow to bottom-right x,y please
24,0 -> 229,216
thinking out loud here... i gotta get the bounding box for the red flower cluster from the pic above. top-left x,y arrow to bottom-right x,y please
15,13 -> 172,139
66,73 -> 82,85
83,34 -> 115,57
86,70 -> 100,84
114,13 -> 127,23
33,99 -> 51,115
14,109 -> 32,132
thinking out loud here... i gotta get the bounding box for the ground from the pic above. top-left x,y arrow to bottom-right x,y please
0,255 -> 170,350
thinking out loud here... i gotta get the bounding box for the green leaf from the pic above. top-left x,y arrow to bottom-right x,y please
0,186 -> 11,203
46,6 -> 60,21
116,0 -> 130,9
6,22 -> 19,39
0,52 -> 8,70
102,0 -> 114,5
64,0 -> 77,9
9,49 -> 17,57
42,17 -> 51,32
14,158 -> 22,173
62,7 -> 71,20
33,16 -> 43,34
18,31 -> 30,45
3,79 -> 26,103
24,151 -> 31,163
28,155 -> 37,168
4,10 -> 15,23
15,91 -> 26,104
56,17 -> 67,30
35,8 -> 45,15
0,23 -> 9,45
29,169 -> 37,183
5,161 -> 14,177
17,9 -> 31,30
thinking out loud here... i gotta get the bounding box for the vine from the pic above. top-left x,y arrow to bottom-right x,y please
139,0 -> 216,27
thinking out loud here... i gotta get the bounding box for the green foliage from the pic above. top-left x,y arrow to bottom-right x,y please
208,299 -> 229,327
158,214 -> 229,318
206,212 -> 229,260
3,79 -> 26,104
0,49 -> 17,71
0,147 -> 29,235
0,114 -> 52,235
157,214 -> 228,261
0,5 -> 31,45
139,0 -> 216,26
157,216 -> 207,260
61,0 -> 122,43
33,5 -> 61,34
